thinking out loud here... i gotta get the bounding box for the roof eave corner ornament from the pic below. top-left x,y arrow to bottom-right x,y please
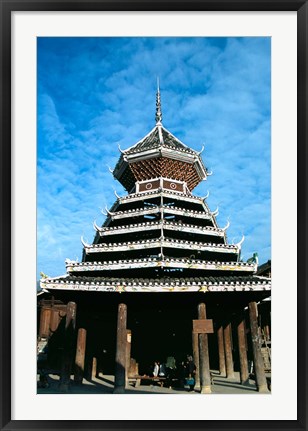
211,206 -> 219,217
197,144 -> 205,155
81,236 -> 91,248
65,258 -> 76,265
105,205 -> 114,216
236,234 -> 245,248
93,220 -> 103,232
222,220 -> 230,231
114,189 -> 121,200
155,77 -> 163,126
203,190 -> 210,201
118,144 -> 125,154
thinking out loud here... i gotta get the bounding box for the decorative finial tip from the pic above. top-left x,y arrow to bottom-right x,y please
155,77 -> 162,125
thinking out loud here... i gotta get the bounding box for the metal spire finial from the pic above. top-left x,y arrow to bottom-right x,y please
155,77 -> 162,125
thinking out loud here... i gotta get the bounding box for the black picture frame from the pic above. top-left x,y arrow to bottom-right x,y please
1,1 -> 307,430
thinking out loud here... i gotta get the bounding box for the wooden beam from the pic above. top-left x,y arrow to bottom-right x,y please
198,303 -> 211,394
248,301 -> 269,392
114,303 -> 127,393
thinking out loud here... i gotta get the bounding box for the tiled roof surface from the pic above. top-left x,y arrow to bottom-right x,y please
124,125 -> 195,155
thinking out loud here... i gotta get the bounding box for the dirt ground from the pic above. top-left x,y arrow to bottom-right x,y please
37,370 -> 271,395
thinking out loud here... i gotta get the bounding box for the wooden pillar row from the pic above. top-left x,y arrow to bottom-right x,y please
114,303 -> 127,394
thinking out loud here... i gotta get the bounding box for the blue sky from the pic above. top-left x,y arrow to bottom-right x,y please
37,37 -> 271,279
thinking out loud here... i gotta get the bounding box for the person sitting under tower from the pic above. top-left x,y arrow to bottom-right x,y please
186,355 -> 196,392
153,361 -> 159,377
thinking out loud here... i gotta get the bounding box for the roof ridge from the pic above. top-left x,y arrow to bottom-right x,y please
122,125 -> 158,152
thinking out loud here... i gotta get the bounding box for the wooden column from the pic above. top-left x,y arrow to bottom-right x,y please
248,302 -> 269,392
92,357 -> 97,379
198,303 -> 211,394
74,328 -> 87,385
237,317 -> 249,384
59,301 -> 77,392
39,307 -> 51,339
262,310 -> 271,341
125,329 -> 132,388
50,308 -> 60,334
192,332 -> 200,390
223,321 -> 235,379
217,324 -> 226,376
264,324 -> 270,341
114,303 -> 127,394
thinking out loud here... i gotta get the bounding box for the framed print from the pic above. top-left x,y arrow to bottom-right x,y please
1,1 -> 307,430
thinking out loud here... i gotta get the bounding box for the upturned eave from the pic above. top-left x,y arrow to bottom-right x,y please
65,258 -> 257,273
82,238 -> 239,255
41,275 -> 270,293
95,220 -> 227,238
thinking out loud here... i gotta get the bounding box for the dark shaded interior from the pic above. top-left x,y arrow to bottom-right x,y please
41,291 -> 269,377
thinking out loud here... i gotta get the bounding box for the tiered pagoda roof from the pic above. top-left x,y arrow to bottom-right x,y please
41,86 -> 271,294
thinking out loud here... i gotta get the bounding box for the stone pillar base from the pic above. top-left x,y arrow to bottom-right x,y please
201,385 -> 211,394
